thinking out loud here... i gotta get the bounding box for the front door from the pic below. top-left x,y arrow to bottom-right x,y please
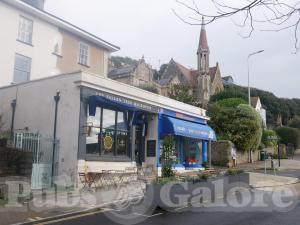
135,125 -> 145,165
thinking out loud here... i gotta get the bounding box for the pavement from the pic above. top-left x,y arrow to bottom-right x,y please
1,150 -> 300,225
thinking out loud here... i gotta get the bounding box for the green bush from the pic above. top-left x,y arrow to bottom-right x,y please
209,104 -> 263,152
161,136 -> 176,178
227,168 -> 242,176
161,166 -> 175,178
288,116 -> 300,129
276,127 -> 300,149
198,173 -> 210,181
216,98 -> 247,108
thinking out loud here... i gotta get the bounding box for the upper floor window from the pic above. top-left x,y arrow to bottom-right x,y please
18,16 -> 33,45
79,42 -> 89,66
13,54 -> 31,83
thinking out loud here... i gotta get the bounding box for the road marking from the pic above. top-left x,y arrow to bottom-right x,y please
33,209 -> 103,225
133,212 -> 163,218
174,205 -> 189,211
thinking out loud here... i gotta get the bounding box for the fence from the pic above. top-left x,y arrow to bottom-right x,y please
13,132 -> 60,189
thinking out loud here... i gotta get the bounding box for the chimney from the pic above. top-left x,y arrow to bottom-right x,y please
21,0 -> 45,10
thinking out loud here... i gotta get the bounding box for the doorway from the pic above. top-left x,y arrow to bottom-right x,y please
135,125 -> 145,165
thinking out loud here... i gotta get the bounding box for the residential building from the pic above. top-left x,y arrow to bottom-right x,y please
251,96 -> 267,127
0,0 -> 119,87
108,56 -> 159,89
222,76 -> 235,86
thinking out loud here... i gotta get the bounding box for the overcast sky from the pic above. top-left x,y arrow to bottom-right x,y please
45,0 -> 300,99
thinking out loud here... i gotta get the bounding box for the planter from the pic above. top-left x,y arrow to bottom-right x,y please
146,173 -> 250,210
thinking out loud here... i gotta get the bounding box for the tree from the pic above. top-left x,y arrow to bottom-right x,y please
288,116 -> 300,129
261,129 -> 278,148
276,126 -> 300,148
168,83 -> 198,106
216,97 -> 247,108
174,0 -> 300,52
210,85 -> 300,126
110,56 -> 138,68
209,103 -> 263,152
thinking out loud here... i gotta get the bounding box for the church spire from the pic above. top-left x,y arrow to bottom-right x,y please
199,16 -> 209,50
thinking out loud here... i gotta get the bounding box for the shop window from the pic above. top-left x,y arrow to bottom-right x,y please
86,106 -> 129,158
86,107 -> 101,155
184,138 -> 202,165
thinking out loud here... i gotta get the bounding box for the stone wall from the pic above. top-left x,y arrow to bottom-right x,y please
0,147 -> 33,177
211,141 -> 260,168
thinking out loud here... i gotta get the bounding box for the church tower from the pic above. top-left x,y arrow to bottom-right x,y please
197,17 -> 211,105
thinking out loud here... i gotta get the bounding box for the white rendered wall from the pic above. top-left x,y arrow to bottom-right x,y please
0,1 -> 62,86
0,73 -> 81,180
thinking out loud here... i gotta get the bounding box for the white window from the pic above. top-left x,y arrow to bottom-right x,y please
13,54 -> 31,83
18,16 -> 33,44
79,42 -> 89,66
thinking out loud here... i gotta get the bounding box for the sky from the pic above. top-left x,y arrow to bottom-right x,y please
45,0 -> 300,99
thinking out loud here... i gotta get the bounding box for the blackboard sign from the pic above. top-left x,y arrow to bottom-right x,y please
147,140 -> 156,157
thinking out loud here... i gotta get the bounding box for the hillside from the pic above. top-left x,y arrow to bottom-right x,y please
211,85 -> 300,127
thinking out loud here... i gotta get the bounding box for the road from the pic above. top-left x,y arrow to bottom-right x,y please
28,182 -> 300,225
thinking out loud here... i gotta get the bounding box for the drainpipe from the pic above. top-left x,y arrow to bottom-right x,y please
10,99 -> 17,139
52,92 -> 60,184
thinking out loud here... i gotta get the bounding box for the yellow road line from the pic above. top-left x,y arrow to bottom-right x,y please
34,209 -> 104,225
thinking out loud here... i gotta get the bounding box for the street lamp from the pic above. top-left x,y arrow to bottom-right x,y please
247,50 -> 264,105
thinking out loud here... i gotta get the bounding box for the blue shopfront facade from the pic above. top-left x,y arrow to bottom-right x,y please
157,109 -> 216,170
79,88 -> 216,173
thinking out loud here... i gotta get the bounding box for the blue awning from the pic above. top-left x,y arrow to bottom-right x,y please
160,116 -> 216,141
88,95 -> 138,116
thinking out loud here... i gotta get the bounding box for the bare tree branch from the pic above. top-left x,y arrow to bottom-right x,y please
173,0 -> 300,52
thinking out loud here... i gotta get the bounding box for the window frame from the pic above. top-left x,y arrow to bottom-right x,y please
78,42 -> 90,67
13,53 -> 32,83
17,16 -> 34,45
85,106 -> 131,161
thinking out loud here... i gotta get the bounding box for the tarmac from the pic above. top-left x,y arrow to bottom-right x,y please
1,150 -> 300,225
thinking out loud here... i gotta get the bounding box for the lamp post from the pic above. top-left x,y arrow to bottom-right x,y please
247,50 -> 264,105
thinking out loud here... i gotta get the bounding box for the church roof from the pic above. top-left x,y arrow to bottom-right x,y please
209,66 -> 217,82
108,66 -> 136,78
158,58 -> 219,86
199,17 -> 209,50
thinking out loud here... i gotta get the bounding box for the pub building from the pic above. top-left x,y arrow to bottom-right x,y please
78,74 -> 216,175
0,72 -> 216,187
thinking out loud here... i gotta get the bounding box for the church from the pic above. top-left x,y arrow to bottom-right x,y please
157,17 -> 224,105
108,17 -> 225,106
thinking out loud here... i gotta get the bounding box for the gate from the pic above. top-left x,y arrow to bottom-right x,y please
13,132 -> 59,189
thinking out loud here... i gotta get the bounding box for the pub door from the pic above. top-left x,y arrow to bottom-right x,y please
135,125 -> 145,165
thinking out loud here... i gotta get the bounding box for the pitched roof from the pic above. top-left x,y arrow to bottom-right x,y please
175,62 -> 193,82
209,66 -> 217,81
251,97 -> 260,108
108,66 -> 136,78
4,0 -> 120,52
156,78 -> 172,86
